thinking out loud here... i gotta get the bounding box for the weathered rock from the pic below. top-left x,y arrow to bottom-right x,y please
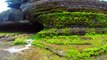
8,3 -> 21,9
0,34 -> 15,41
20,2 -> 34,13
0,12 -> 9,22
4,0 -> 107,28
0,37 -> 15,41
0,35 -> 6,38
0,8 -> 23,22
18,0 -> 107,28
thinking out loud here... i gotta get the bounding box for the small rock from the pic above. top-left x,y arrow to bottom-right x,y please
56,50 -> 66,57
0,35 -> 6,38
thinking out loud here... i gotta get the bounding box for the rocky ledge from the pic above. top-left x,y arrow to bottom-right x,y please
1,0 -> 107,30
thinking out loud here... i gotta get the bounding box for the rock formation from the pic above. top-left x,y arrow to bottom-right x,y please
27,0 -> 107,28
0,8 -> 23,22
0,0 -> 44,32
1,0 -> 107,29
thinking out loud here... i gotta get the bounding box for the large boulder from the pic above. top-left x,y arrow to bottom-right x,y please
0,0 -> 44,33
5,0 -> 107,28
21,0 -> 107,28
0,8 -> 23,22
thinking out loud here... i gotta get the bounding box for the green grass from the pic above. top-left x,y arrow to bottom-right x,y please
10,28 -> 107,60
11,33 -> 32,45
66,44 -> 107,60
12,37 -> 28,45
32,34 -> 107,60
32,28 -> 107,38
30,28 -> 107,60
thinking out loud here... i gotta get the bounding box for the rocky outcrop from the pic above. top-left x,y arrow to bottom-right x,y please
31,0 -> 107,28
1,0 -> 107,29
0,8 -> 23,22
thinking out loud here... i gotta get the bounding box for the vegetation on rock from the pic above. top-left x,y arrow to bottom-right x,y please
1,0 -> 107,60
36,12 -> 107,28
10,28 -> 107,60
31,29 -> 107,60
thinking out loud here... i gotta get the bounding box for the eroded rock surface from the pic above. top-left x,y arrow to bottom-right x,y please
1,0 -> 107,29
0,8 -> 23,22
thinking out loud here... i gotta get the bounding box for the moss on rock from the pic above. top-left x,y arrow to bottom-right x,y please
35,12 -> 107,28
27,0 -> 107,29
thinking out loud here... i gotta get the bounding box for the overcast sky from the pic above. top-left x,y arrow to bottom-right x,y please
0,0 -> 107,13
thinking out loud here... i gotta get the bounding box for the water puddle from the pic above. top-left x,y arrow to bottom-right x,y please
4,39 -> 33,53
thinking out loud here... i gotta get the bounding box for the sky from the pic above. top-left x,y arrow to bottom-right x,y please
0,0 -> 107,13
0,0 -> 10,13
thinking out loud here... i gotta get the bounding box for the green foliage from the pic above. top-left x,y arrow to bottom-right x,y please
11,28 -> 107,60
66,49 -> 80,60
85,32 -> 96,35
32,28 -> 107,39
81,44 -> 107,58
32,40 -> 45,48
36,12 -> 107,28
46,36 -> 91,45
32,34 -> 107,60
65,44 -> 107,60
31,28 -> 107,60
12,37 -> 27,45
